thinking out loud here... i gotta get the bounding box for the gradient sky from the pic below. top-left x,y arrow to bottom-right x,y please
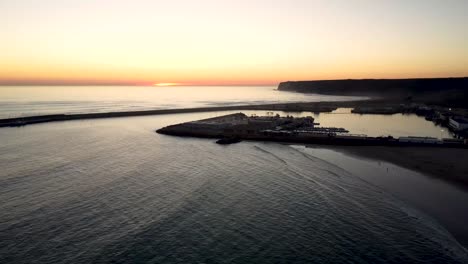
1,0 -> 467,85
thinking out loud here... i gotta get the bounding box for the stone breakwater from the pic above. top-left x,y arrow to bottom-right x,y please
0,102 -> 343,128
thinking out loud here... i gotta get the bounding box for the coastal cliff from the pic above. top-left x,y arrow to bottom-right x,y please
278,78 -> 468,107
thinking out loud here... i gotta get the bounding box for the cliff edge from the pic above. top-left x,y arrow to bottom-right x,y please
278,78 -> 468,107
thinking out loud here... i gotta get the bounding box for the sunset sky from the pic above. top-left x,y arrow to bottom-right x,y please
1,0 -> 467,86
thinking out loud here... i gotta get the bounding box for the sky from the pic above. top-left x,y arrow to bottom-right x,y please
1,0 -> 467,86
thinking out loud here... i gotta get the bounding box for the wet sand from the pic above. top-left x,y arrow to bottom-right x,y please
329,146 -> 468,188
297,146 -> 468,249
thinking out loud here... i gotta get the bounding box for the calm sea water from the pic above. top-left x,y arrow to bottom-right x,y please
1,112 -> 467,263
0,85 -> 362,118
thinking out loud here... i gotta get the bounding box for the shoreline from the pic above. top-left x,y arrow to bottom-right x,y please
326,145 -> 468,189
319,145 -> 468,249
303,145 -> 468,250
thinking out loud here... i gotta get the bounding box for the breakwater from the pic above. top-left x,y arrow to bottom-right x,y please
0,102 -> 342,128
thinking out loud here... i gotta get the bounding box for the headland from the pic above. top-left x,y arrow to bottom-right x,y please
279,77 -> 468,108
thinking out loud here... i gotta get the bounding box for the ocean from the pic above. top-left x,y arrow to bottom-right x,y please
0,86 -> 467,263
0,85 -> 360,119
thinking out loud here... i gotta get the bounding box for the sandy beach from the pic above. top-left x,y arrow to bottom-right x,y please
329,146 -> 468,188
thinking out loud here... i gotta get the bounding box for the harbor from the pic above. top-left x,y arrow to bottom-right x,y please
156,113 -> 468,148
2,99 -> 467,141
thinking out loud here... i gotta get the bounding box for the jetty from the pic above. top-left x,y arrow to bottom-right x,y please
0,103 -> 342,128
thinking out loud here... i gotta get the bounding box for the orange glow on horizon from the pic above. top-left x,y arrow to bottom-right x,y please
153,83 -> 183,87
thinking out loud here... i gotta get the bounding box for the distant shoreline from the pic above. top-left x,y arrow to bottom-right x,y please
279,77 -> 468,108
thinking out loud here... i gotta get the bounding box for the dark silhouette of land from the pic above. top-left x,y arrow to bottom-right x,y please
279,77 -> 468,107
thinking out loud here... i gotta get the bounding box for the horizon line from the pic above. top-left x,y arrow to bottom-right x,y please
0,83 -> 279,87
1,76 -> 467,87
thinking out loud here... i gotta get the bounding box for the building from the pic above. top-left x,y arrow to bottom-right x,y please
449,117 -> 468,131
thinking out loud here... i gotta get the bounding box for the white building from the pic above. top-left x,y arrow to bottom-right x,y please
449,117 -> 468,131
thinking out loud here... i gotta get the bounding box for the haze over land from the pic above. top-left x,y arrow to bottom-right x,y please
1,0 -> 468,86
